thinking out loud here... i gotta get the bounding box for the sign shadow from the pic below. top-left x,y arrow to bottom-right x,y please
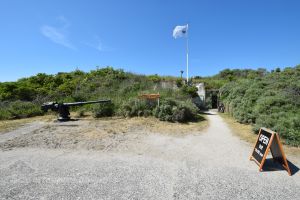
262,158 -> 299,176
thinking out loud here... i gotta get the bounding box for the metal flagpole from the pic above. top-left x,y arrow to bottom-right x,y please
186,24 -> 189,84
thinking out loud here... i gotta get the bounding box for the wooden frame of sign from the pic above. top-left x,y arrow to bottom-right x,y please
138,93 -> 160,100
138,93 -> 160,106
249,127 -> 291,176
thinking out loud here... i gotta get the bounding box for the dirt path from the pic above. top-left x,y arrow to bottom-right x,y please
0,111 -> 299,199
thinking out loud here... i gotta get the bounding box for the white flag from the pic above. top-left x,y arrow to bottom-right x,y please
173,24 -> 188,39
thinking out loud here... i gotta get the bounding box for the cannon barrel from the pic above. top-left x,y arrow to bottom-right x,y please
63,100 -> 111,106
41,99 -> 112,121
41,102 -> 57,112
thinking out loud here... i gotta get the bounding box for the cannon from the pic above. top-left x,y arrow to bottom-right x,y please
41,100 -> 111,121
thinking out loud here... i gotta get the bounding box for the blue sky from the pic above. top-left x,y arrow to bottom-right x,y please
0,0 -> 299,81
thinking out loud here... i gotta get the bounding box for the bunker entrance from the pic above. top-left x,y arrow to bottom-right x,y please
205,89 -> 219,109
211,94 -> 218,109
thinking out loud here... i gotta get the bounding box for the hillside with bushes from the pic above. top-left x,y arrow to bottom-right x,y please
0,67 -> 200,123
219,65 -> 300,146
0,65 -> 299,146
192,65 -> 300,146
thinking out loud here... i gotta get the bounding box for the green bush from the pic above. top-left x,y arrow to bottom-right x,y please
121,99 -> 155,117
220,66 -> 300,146
92,102 -> 115,118
0,108 -> 12,120
147,74 -> 161,83
156,104 -> 173,121
0,101 -> 43,120
176,79 -> 183,88
120,97 -> 199,123
8,101 -> 43,119
172,107 -> 193,122
154,99 -> 199,122
282,129 -> 300,146
175,101 -> 199,122
181,85 -> 198,98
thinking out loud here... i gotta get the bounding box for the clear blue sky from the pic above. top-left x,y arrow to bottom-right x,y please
0,0 -> 299,81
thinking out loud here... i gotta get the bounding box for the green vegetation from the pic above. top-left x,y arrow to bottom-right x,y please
219,66 -> 300,146
0,65 -> 299,146
0,101 -> 42,120
114,97 -> 200,123
0,67 -> 198,123
121,99 -> 156,118
93,102 -> 115,118
193,67 -> 269,90
153,99 -> 200,122
193,65 -> 300,146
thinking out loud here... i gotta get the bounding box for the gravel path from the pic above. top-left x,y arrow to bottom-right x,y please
0,111 -> 299,199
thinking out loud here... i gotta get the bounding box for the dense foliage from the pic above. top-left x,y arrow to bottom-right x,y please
153,99 -> 200,122
193,68 -> 269,90
220,66 -> 300,146
118,98 -> 200,122
0,101 -> 42,120
0,67 -> 198,122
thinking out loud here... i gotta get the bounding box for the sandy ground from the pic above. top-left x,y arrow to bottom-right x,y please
0,111 -> 299,199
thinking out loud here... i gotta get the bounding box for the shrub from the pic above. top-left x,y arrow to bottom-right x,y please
8,101 -> 43,119
0,108 -> 12,120
181,85 -> 198,98
92,102 -> 115,118
221,66 -> 300,146
121,99 -> 155,117
176,79 -> 183,88
156,104 -> 173,121
0,101 -> 43,120
147,74 -> 161,83
176,101 -> 199,122
120,97 -> 200,123
172,108 -> 189,122
155,99 -> 199,122
143,109 -> 152,117
282,129 -> 300,146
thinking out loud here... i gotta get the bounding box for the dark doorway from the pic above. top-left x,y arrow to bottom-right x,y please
212,94 -> 218,109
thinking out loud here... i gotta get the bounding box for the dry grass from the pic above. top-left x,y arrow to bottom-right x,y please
98,116 -> 209,136
219,113 -> 300,158
0,114 -> 208,151
0,113 -> 208,137
0,115 -> 54,133
69,111 -> 209,136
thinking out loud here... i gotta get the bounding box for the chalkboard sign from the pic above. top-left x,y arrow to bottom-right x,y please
250,128 -> 291,176
252,129 -> 272,164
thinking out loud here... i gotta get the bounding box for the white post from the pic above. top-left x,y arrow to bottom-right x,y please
186,24 -> 189,84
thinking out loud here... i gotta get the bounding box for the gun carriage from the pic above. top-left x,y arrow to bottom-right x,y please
41,100 -> 111,121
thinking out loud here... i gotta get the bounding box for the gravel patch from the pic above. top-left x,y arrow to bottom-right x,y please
0,111 -> 299,199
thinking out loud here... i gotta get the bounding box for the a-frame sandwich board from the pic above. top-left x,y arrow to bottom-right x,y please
250,127 -> 291,176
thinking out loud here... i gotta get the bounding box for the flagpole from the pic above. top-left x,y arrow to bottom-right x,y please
186,24 -> 189,84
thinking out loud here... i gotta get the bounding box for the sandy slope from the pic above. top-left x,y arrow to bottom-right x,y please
0,111 -> 299,199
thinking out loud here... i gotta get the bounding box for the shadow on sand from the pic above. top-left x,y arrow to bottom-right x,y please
262,158 -> 299,176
